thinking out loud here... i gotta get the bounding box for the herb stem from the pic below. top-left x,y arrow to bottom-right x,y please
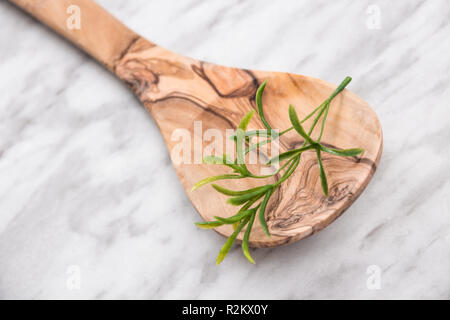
246,153 -> 297,179
274,155 -> 300,187
277,99 -> 329,137
318,103 -> 330,142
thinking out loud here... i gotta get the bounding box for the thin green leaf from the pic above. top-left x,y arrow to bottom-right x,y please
202,155 -> 245,174
240,199 -> 256,211
317,77 -> 352,141
202,155 -> 228,164
320,146 -> 364,157
259,188 -> 274,237
256,80 -> 272,130
195,221 -> 224,229
316,149 -> 328,196
227,186 -> 271,206
242,211 -> 256,264
299,101 -> 328,124
246,129 -> 277,138
238,110 -> 255,131
318,102 -> 330,142
230,129 -> 278,141
266,145 -> 316,165
212,184 -> 271,196
307,103 -> 327,136
216,216 -> 250,265
328,76 -> 352,101
192,174 -> 242,191
234,128 -> 251,176
235,194 -> 263,214
215,208 -> 256,224
273,155 -> 300,187
288,105 -> 315,144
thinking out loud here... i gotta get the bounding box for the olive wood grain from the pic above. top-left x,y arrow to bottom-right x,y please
9,0 -> 383,248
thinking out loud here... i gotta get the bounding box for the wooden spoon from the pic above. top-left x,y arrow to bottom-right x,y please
9,0 -> 382,248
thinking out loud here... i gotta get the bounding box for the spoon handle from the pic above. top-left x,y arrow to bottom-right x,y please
9,0 -> 141,72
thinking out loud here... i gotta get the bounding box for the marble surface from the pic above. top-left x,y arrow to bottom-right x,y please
0,0 -> 449,300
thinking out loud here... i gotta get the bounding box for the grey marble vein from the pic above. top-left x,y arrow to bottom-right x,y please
0,0 -> 449,299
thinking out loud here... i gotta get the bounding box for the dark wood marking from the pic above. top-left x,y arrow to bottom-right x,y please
192,62 -> 257,98
142,93 -> 237,130
113,35 -> 142,72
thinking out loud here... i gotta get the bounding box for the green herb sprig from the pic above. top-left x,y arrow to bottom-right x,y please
192,76 -> 364,265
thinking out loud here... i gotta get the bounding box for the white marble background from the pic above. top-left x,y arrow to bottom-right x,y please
0,0 -> 449,299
